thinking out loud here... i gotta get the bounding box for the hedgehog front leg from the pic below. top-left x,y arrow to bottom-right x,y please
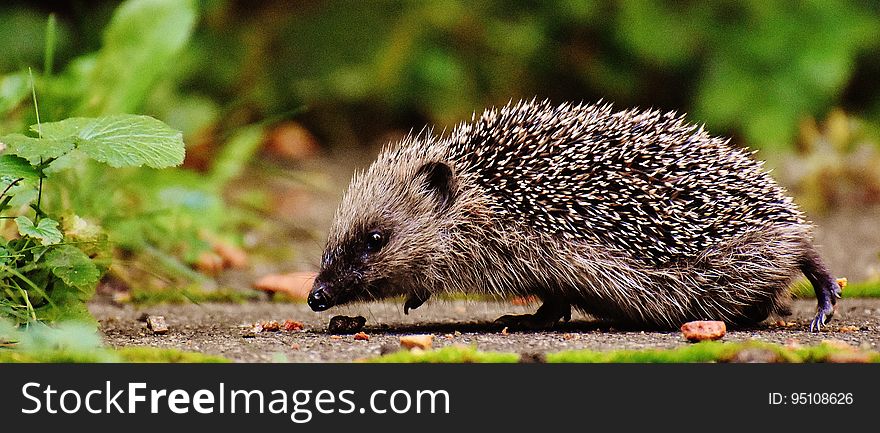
494,298 -> 571,330
403,289 -> 431,315
801,248 -> 842,332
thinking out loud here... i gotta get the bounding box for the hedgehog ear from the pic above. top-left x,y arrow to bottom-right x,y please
416,161 -> 456,211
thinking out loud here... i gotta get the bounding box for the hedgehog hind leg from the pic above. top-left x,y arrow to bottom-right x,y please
731,294 -> 791,328
801,247 -> 842,332
495,298 -> 571,330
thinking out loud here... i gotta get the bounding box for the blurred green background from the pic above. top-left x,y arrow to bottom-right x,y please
4,0 -> 879,148
2,0 -> 880,292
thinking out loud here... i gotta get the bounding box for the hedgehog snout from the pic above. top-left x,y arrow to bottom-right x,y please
309,267 -> 363,311
307,281 -> 333,311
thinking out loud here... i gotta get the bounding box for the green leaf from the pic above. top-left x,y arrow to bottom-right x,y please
82,0 -> 197,115
0,154 -> 40,188
0,133 -> 74,164
0,72 -> 30,115
33,114 -> 185,168
15,216 -> 63,245
44,245 -> 101,289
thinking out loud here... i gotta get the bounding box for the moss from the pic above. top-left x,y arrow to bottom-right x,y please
551,340 -> 879,363
366,345 -> 520,363
0,345 -> 230,363
365,340 -> 879,363
129,287 -> 259,305
0,348 -> 118,363
789,279 -> 880,298
116,346 -> 230,363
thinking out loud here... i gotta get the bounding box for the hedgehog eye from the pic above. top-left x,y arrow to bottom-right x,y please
364,230 -> 385,254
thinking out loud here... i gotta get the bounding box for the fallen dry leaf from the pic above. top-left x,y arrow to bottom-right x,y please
283,320 -> 304,331
264,122 -> 321,162
211,239 -> 248,268
253,272 -> 316,300
195,251 -> 224,276
261,320 -> 281,332
353,332 -> 370,341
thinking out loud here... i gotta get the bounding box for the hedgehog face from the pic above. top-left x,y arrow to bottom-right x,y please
308,156 -> 456,312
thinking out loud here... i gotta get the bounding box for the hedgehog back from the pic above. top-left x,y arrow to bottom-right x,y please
439,101 -> 804,266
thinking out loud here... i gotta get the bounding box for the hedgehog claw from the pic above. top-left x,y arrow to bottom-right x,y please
403,292 -> 430,315
494,314 -> 558,330
809,304 -> 834,332
495,300 -> 570,330
808,278 -> 840,332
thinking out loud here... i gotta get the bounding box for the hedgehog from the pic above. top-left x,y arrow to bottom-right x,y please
307,99 -> 841,332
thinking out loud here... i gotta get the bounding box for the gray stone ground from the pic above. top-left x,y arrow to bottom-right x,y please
90,298 -> 880,362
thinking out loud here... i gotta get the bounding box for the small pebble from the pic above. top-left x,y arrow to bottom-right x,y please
379,344 -> 400,355
400,334 -> 433,350
728,348 -> 781,363
146,315 -> 169,335
680,320 -> 726,342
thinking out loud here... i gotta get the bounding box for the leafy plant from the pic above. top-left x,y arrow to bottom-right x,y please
0,0 -> 266,296
0,110 -> 185,325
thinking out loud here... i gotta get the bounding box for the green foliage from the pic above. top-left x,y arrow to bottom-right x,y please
44,245 -> 101,289
0,318 -> 229,362
80,0 -> 197,116
790,279 -> 880,298
1,135 -> 73,164
128,286 -> 259,305
3,1 -> 880,152
30,115 -> 184,168
0,64 -> 185,326
201,0 -> 877,150
1,0 -> 253,303
15,216 -> 62,245
3,115 -> 184,168
0,155 -> 39,191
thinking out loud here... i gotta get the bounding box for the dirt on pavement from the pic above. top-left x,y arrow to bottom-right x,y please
90,298 -> 880,362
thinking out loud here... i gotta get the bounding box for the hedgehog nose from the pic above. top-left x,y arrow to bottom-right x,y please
308,284 -> 332,311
